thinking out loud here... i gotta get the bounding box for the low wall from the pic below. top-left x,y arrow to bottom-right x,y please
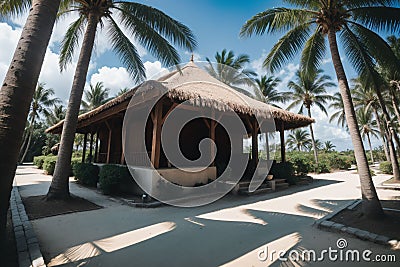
158,167 -> 217,187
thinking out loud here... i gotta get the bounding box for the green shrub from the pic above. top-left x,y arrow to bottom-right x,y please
319,152 -> 352,170
33,155 -> 47,169
270,162 -> 295,179
287,152 -> 313,175
70,157 -> 81,176
380,161 -> 393,174
314,161 -> 330,174
99,165 -> 129,194
73,163 -> 99,186
43,156 -> 57,175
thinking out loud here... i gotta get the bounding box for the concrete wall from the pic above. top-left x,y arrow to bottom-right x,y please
158,167 -> 217,187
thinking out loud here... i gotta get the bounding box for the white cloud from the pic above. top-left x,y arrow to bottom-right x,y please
250,50 -> 267,75
89,66 -> 132,96
88,61 -> 168,97
144,61 -> 168,79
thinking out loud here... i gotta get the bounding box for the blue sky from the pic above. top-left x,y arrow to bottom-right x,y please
0,0 -> 393,151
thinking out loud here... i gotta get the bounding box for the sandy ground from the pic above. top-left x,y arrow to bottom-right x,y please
15,165 -> 400,267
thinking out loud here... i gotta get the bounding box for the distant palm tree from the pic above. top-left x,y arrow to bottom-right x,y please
206,49 -> 256,96
48,0 -> 197,200
46,105 -> 66,127
329,92 -> 346,129
116,87 -> 130,97
82,82 -> 110,111
323,141 -> 336,153
20,83 -> 60,163
241,0 -> 400,218
285,69 -> 334,164
352,79 -> 398,169
286,129 -> 312,152
314,139 -> 323,151
253,75 -> 287,107
357,108 -> 379,163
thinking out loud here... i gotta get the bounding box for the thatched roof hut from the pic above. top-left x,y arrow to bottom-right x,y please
46,62 -> 314,173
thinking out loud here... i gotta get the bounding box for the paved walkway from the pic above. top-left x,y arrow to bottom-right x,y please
15,165 -> 400,266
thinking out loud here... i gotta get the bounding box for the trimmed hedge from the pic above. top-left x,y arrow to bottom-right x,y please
73,163 -> 99,187
99,165 -> 130,194
33,155 -> 47,169
43,156 -> 57,175
270,162 -> 295,179
380,161 -> 393,174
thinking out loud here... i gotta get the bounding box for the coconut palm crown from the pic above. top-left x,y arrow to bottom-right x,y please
59,0 -> 197,83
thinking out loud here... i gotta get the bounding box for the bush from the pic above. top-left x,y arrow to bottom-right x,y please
314,161 -> 330,174
321,153 -> 352,170
33,155 -> 47,169
380,161 -> 393,174
286,152 -> 313,175
270,162 -> 295,179
99,165 -> 129,194
43,156 -> 57,175
73,163 -> 99,186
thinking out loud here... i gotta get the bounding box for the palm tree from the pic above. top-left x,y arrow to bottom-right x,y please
323,141 -> 336,152
20,83 -> 60,163
253,75 -> 287,107
240,0 -> 400,218
116,87 -> 130,97
46,105 -> 66,127
285,69 -> 335,164
205,49 -> 256,96
357,108 -> 379,163
329,92 -> 346,128
47,1 -> 197,200
286,129 -> 312,152
0,0 -> 62,241
82,82 -> 110,112
352,79 -> 398,172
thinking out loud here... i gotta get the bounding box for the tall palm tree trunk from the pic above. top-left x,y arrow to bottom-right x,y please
374,89 -> 400,181
307,107 -> 318,165
47,12 -> 99,200
20,114 -> 36,163
373,109 -> 391,161
328,30 -> 383,218
390,89 -> 400,124
0,0 -> 61,247
366,133 -> 374,164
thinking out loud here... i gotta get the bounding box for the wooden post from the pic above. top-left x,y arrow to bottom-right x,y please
105,121 -> 112,164
120,147 -> 125,165
94,131 -> 99,163
280,121 -> 285,163
82,133 -> 88,163
266,132 -> 270,161
151,104 -> 162,168
252,119 -> 259,165
89,132 -> 94,163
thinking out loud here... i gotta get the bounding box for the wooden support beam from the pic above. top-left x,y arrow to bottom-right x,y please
252,119 -> 259,165
151,104 -> 162,168
280,121 -> 285,162
82,133 -> 88,163
89,132 -> 94,163
105,121 -> 112,164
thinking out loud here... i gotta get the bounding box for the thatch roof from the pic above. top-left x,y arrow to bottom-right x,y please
46,62 -> 314,134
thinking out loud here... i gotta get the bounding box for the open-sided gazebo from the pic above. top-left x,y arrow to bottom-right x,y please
46,61 -> 314,187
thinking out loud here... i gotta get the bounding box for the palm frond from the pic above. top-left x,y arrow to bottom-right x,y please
240,7 -> 315,37
264,23 -> 312,73
300,28 -> 326,77
350,6 -> 400,34
116,2 -> 197,51
59,15 -> 86,71
107,16 -> 145,83
0,0 -> 31,17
